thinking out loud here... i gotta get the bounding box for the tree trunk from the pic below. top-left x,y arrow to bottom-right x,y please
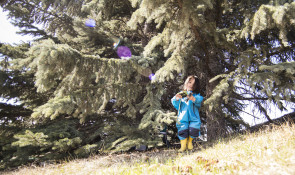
205,78 -> 228,141
205,51 -> 228,141
188,1 -> 228,141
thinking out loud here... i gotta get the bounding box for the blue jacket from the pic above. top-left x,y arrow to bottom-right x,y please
171,91 -> 203,128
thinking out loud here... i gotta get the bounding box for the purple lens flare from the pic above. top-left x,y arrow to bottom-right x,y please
149,73 -> 156,81
116,46 -> 132,59
85,19 -> 96,27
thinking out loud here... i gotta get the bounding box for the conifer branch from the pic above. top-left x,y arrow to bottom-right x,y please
232,92 -> 268,101
239,110 -> 260,119
256,101 -> 273,123
265,46 -> 295,58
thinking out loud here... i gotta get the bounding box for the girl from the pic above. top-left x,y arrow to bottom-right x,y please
171,75 -> 204,152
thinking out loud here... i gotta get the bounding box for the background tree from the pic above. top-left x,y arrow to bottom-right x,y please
0,0 -> 294,169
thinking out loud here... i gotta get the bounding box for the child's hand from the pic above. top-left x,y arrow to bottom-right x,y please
175,94 -> 182,100
188,95 -> 196,102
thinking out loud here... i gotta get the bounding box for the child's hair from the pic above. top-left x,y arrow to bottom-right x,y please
183,75 -> 200,94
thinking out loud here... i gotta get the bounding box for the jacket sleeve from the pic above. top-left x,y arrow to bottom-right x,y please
171,95 -> 181,110
193,94 -> 203,108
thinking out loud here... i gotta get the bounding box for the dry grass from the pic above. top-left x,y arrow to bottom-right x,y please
3,122 -> 295,175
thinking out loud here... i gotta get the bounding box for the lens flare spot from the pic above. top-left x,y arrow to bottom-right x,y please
113,38 -> 121,49
149,74 -> 156,81
113,41 -> 120,49
117,46 -> 132,60
85,19 -> 96,27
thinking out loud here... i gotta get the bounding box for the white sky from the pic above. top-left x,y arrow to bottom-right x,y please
0,8 -> 33,105
0,8 -> 293,126
0,8 -> 33,44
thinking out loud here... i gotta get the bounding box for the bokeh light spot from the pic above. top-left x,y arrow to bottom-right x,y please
85,19 -> 96,27
117,46 -> 132,60
149,74 -> 156,81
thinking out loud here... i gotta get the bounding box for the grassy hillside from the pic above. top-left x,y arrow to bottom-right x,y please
3,122 -> 295,175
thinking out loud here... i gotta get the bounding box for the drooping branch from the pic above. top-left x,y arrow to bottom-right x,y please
256,101 -> 273,123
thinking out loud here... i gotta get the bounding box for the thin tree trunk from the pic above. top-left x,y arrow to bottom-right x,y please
205,53 -> 228,141
205,78 -> 227,140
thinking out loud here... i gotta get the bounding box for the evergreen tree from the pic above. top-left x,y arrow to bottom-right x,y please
127,0 -> 295,138
1,0 -> 294,169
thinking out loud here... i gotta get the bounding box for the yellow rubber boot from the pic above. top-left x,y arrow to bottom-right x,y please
187,136 -> 193,150
178,138 -> 188,152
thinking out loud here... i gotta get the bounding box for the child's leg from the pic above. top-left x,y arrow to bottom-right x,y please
176,122 -> 189,140
176,122 -> 189,151
187,122 -> 200,150
188,121 -> 200,139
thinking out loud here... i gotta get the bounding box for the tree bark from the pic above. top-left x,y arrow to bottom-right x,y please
205,77 -> 228,140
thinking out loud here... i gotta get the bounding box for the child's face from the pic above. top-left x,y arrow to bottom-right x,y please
186,78 -> 195,91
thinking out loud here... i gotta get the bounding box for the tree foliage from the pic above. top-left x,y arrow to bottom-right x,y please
1,0 -> 294,169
